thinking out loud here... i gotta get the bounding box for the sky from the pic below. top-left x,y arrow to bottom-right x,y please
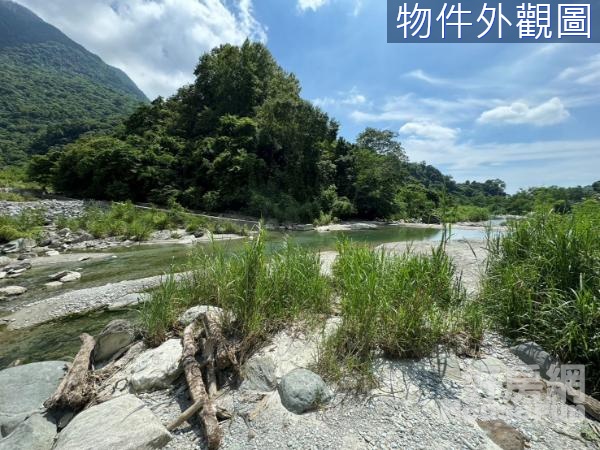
15,0 -> 600,192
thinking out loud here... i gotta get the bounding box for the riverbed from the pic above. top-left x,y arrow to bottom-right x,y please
0,224 -> 495,368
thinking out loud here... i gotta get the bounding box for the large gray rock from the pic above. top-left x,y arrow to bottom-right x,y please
0,256 -> 11,267
0,361 -> 67,436
177,305 -> 225,326
94,319 -> 136,363
511,341 -> 558,379
59,271 -> 81,283
129,339 -> 183,392
241,355 -> 277,392
53,394 -> 171,450
0,413 -> 56,450
0,286 -> 27,296
1,238 -> 36,254
277,369 -> 332,414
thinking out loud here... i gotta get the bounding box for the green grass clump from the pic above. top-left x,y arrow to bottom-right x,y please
0,208 -> 46,243
140,228 -> 331,350
319,238 -> 482,389
482,200 -> 600,397
438,205 -> 491,223
56,201 -> 247,241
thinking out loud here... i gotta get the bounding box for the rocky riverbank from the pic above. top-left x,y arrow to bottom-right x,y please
0,309 -> 597,450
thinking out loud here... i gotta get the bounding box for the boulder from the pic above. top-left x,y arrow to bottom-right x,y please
0,286 -> 27,296
0,256 -> 11,267
129,339 -> 183,392
47,271 -> 69,281
44,281 -> 63,289
94,320 -> 136,363
241,355 -> 277,392
511,341 -> 558,379
44,250 -> 60,257
177,305 -> 225,326
0,361 -> 67,436
1,238 -> 36,254
0,272 -> 5,280
0,413 -> 56,450
59,272 -> 81,283
53,394 -> 171,450
277,369 -> 332,414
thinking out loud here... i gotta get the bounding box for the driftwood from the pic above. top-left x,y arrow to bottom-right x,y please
182,321 -> 222,450
45,333 -> 96,410
505,377 -> 600,421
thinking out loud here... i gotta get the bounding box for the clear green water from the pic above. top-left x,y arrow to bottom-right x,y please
0,225 -> 487,368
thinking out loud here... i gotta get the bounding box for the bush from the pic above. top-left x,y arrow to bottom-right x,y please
482,200 -> 600,397
0,208 -> 46,243
140,228 -> 332,350
319,238 -> 481,389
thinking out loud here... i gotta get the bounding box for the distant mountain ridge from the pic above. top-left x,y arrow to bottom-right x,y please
0,0 -> 147,164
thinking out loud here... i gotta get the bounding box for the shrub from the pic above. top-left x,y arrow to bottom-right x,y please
482,200 -> 600,397
319,238 -> 480,389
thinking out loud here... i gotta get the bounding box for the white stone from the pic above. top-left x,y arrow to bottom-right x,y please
0,286 -> 27,296
53,394 -> 171,450
59,272 -> 81,283
129,339 -> 183,392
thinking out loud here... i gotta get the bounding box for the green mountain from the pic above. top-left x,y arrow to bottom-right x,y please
0,0 -> 147,164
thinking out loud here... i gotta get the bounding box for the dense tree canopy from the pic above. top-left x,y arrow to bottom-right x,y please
26,41 -> 598,222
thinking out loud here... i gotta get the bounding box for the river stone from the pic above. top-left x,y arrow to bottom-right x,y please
48,271 -> 69,281
0,272 -> 5,279
94,319 -> 136,363
44,281 -> 63,289
241,355 -> 277,392
53,394 -> 171,450
472,357 -> 507,375
107,292 -> 152,311
278,369 -> 332,414
0,256 -> 11,267
0,361 -> 67,436
0,286 -> 27,296
129,339 -> 183,392
0,413 -> 56,450
511,341 -> 558,379
177,305 -> 225,326
44,250 -> 60,257
59,271 -> 81,283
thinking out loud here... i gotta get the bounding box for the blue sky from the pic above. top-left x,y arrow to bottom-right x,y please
17,0 -> 600,192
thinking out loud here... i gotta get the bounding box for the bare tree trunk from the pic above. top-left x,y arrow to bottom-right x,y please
44,333 -> 95,410
182,321 -> 222,450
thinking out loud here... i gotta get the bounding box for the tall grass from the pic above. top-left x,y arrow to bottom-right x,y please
319,238 -> 483,389
482,200 -> 600,397
0,208 -> 46,243
140,228 -> 331,351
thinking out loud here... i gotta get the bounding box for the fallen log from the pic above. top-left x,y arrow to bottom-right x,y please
183,321 -> 222,450
44,333 -> 95,410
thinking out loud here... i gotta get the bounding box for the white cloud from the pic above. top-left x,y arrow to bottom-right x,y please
558,54 -> 600,86
477,97 -> 569,126
17,0 -> 267,98
313,87 -> 367,108
399,121 -> 458,141
405,69 -> 450,86
297,0 -> 328,12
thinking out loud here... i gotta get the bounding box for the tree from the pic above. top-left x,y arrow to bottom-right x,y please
356,128 -> 408,162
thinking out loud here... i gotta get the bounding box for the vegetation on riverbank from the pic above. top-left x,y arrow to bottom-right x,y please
0,207 -> 45,242
318,236 -> 483,389
482,200 -> 600,397
141,229 -> 331,347
56,201 -> 248,242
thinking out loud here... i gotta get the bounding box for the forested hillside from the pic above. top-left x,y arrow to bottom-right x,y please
0,0 -> 147,164
28,41 -> 599,223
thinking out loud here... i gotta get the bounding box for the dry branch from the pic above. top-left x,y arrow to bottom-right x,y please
183,321 -> 222,450
45,333 -> 95,410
